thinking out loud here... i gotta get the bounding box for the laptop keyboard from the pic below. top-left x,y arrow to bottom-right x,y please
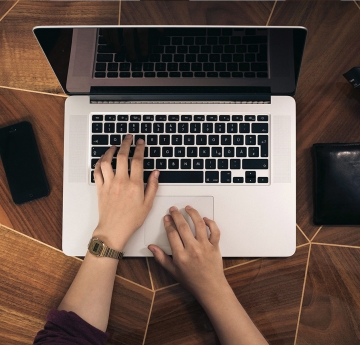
90,113 -> 270,184
94,28 -> 268,79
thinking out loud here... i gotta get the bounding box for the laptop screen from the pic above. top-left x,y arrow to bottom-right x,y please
33,26 -> 306,99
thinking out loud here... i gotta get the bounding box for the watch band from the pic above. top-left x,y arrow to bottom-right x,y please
88,237 -> 124,260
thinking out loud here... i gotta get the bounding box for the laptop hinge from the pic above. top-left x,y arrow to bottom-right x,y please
89,86 -> 271,104
90,100 -> 271,104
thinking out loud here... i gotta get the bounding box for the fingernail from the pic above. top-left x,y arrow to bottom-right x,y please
169,206 -> 178,212
137,138 -> 144,144
164,215 -> 171,221
126,134 -> 132,139
186,205 -> 192,210
148,246 -> 155,254
154,170 -> 160,179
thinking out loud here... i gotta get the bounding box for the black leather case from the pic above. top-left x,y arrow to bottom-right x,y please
313,143 -> 360,225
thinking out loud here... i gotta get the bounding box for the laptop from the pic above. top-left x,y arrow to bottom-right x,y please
33,25 -> 307,257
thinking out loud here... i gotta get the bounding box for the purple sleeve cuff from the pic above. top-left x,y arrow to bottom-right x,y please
33,309 -> 110,345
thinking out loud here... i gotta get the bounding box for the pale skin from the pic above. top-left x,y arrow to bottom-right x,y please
57,134 -> 268,344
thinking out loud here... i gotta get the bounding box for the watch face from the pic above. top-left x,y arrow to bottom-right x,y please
89,239 -> 104,256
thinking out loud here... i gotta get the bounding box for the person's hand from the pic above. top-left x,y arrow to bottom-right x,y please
92,134 -> 159,251
148,206 -> 228,302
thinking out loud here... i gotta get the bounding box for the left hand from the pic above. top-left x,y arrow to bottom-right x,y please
92,134 -> 159,251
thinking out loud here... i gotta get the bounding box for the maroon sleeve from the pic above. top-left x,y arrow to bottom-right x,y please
33,309 -> 110,345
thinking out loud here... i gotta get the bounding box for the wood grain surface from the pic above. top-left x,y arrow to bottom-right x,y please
0,224 -> 153,345
297,244 -> 360,344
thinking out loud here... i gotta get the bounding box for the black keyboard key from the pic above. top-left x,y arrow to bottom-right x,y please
230,159 -> 241,169
120,63 -> 130,71
212,147 -> 222,157
107,72 -> 118,78
184,135 -> 195,145
199,147 -> 210,157
168,159 -> 179,169
224,147 -> 234,157
202,123 -> 213,133
144,171 -> 203,183
258,177 -> 268,183
233,135 -> 244,145
258,135 -> 268,157
240,123 -> 250,133
169,115 -> 179,121
252,123 -> 268,133
162,147 -> 173,157
207,72 -> 218,77
157,72 -> 168,78
233,177 -> 244,183
91,159 -> 98,169
206,115 -> 218,121
156,159 -> 167,169
92,115 -> 103,121
172,135 -> 182,145
204,63 -> 214,71
209,135 -> 219,145
205,171 -> 219,183
205,159 -> 216,169
190,123 -> 201,133
182,72 -> 193,77
104,123 -> 115,133
221,171 -> 231,183
92,123 -> 103,133
143,115 -> 154,121
110,135 -> 121,145
150,147 -> 161,157
257,115 -> 268,121
221,135 -> 231,145
196,135 -> 207,145
166,123 -> 176,133
193,159 -> 204,169
132,72 -> 143,78
192,64 -> 202,72
249,147 -> 260,157
145,72 -> 156,78
181,159 -> 191,169
244,72 -> 256,78
129,123 -> 139,133
141,123 -> 152,133
155,115 -> 166,121
187,147 -> 198,157
95,72 -> 106,78
239,63 -> 250,72
105,115 -> 116,121
242,159 -> 268,169
178,123 -> 189,133
242,36 -> 267,44
92,146 -> 109,157
159,135 -> 170,145
147,135 -> 158,145
232,115 -> 243,121
215,123 -> 226,133
95,63 -> 106,72
227,123 -> 238,133
245,115 -> 256,121
144,159 -> 154,170
194,115 -> 205,121
218,159 -> 228,169
154,123 -> 164,133
117,115 -> 128,121
219,115 -> 230,121
97,54 -> 113,62
245,135 -> 256,145
143,63 -> 154,71
181,115 -> 192,121
116,123 -> 127,133
162,54 -> 172,62
236,147 -> 247,157
155,63 -> 166,71
120,72 -> 130,78
220,72 -> 231,78
92,135 -> 108,145
175,147 -> 185,157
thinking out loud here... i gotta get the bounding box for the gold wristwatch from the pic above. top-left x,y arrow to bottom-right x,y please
88,238 -> 124,260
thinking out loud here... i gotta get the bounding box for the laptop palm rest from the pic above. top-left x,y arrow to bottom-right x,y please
144,196 -> 214,251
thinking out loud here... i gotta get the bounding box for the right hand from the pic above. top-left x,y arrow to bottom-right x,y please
148,205 -> 228,301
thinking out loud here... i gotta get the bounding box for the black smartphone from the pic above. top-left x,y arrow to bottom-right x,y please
0,121 -> 50,204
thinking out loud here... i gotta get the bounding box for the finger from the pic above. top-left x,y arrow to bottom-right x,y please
94,155 -> 104,187
144,170 -> 160,208
204,217 -> 221,246
100,146 -> 116,181
148,245 -> 178,278
185,205 -> 208,242
163,215 -> 184,253
130,138 -> 145,181
116,134 -> 132,178
169,206 -> 196,246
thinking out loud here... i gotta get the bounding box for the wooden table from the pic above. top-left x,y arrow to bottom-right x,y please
1,1 -> 360,344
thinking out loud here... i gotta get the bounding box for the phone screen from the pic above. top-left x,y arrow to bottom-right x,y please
0,121 -> 50,204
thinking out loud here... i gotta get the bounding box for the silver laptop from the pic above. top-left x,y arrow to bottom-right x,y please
34,25 -> 307,257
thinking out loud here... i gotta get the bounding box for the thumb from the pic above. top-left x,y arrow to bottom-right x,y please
148,245 -> 177,278
144,170 -> 159,206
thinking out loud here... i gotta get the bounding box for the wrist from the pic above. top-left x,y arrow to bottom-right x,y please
91,228 -> 128,252
195,278 -> 232,307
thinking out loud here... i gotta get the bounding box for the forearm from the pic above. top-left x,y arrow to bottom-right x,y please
58,251 -> 118,332
197,280 -> 268,345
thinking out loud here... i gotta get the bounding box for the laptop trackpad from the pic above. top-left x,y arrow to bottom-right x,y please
144,196 -> 214,248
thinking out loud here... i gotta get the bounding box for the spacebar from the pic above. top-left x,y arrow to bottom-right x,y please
144,171 -> 203,183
